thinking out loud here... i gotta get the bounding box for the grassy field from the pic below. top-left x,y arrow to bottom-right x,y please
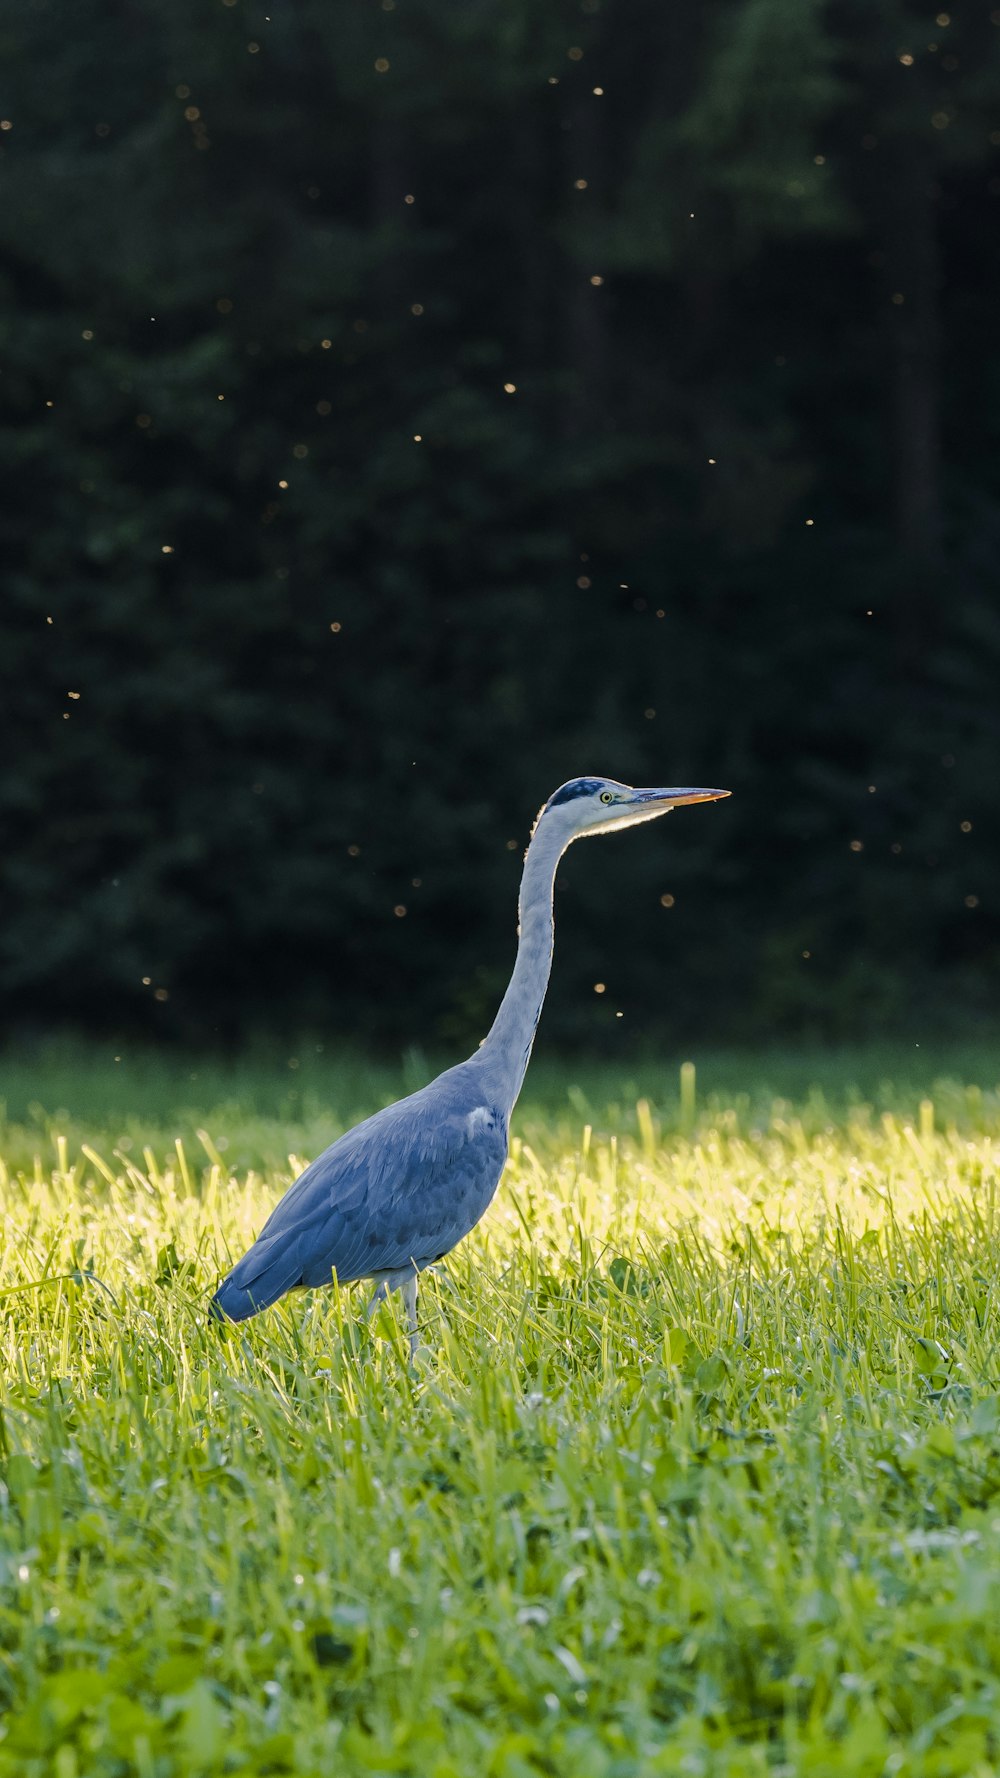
4,1039 -> 1000,1776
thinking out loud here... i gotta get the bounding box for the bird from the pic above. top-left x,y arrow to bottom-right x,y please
211,775 -> 730,1352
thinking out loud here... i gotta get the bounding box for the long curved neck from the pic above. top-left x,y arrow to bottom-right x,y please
475,818 -> 568,1111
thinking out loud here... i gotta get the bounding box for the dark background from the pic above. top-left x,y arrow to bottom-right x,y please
1,0 -> 998,1052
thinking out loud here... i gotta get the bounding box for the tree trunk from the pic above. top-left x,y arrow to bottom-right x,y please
886,150 -> 943,566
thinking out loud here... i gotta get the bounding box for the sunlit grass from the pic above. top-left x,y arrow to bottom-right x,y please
3,1044 -> 1000,1774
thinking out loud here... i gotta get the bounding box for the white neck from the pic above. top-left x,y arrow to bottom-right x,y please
473,816 -> 569,1111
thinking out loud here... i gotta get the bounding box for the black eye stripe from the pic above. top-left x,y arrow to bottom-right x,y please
546,777 -> 605,810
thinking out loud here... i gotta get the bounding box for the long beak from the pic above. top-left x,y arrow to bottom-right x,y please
629,786 -> 731,810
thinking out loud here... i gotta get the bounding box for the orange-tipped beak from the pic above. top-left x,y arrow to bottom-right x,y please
629,786 -> 731,809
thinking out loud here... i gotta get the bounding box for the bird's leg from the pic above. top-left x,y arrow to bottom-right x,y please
401,1273 -> 419,1361
364,1280 -> 387,1321
364,1273 -> 419,1359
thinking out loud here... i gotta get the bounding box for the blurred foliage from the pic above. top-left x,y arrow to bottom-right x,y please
0,0 -> 998,1046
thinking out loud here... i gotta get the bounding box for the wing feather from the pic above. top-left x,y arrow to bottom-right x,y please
212,1072 -> 507,1322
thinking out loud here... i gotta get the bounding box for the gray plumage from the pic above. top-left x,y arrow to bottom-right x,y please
213,1067 -> 506,1320
211,775 -> 729,1349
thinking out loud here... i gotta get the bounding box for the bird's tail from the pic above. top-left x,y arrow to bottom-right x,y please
210,1233 -> 304,1323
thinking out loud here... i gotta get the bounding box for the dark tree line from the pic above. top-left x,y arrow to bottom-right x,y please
1,0 -> 998,1049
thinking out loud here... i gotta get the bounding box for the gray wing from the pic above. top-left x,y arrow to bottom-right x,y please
211,1082 -> 507,1322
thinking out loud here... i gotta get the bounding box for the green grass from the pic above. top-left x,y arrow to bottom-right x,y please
4,1040 -> 1000,1776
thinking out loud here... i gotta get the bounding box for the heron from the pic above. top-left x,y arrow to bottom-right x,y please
211,776 -> 730,1351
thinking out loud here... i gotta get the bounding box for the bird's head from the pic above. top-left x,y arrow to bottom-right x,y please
534,776 -> 730,844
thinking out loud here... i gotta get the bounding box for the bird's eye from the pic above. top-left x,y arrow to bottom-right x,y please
599,791 -> 614,804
